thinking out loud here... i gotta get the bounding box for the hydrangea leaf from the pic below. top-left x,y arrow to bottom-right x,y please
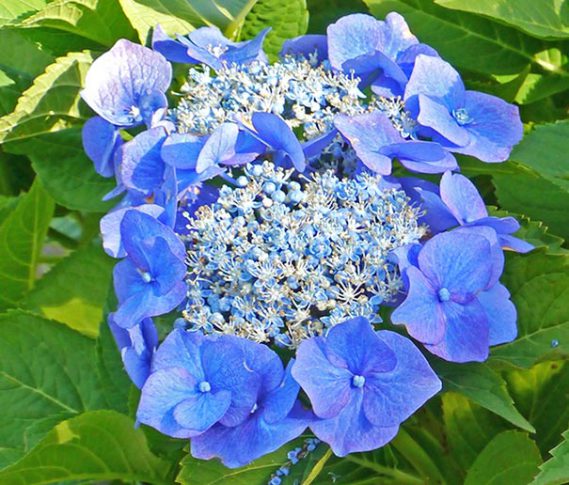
494,171 -> 569,240
0,0 -> 47,26
0,311 -> 107,455
442,392 -> 508,470
531,426 -> 569,485
364,0 -> 569,80
4,129 -> 115,212
490,251 -> 569,367
21,243 -> 114,338
435,0 -> 569,40
0,410 -> 173,484
239,0 -> 309,60
0,178 -> 54,310
0,50 -> 92,143
464,431 -> 541,485
432,361 -> 535,432
505,361 -> 569,456
0,28 -> 54,83
18,0 -> 137,47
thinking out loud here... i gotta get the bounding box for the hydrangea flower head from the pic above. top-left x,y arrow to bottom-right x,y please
292,317 -> 441,456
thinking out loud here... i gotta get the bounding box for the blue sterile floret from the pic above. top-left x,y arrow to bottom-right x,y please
180,161 -> 425,347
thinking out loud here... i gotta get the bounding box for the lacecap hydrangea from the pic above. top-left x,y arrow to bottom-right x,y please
81,12 -> 532,468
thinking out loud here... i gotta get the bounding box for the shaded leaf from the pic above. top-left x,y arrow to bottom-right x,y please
0,178 -> 54,310
532,426 -> 569,485
0,410 -> 173,485
465,431 -> 541,485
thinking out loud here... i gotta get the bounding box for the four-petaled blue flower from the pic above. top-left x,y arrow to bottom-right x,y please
392,231 -> 517,362
292,317 -> 441,456
112,210 -> 187,329
404,55 -> 523,162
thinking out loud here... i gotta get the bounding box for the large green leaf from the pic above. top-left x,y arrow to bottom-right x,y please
0,0 -> 47,26
464,431 -> 541,485
0,178 -> 54,310
118,0 -> 259,44
0,311 -> 106,454
239,0 -> 309,60
532,426 -> 569,485
0,410 -> 173,485
493,170 -> 569,240
490,251 -> 569,368
307,0 -> 368,34
435,0 -> 569,40
22,243 -> 114,338
442,393 -> 508,470
19,0 -> 137,46
433,361 -> 535,432
364,0 -> 568,78
0,28 -> 54,81
0,50 -> 92,143
4,129 -> 115,212
506,361 -> 569,455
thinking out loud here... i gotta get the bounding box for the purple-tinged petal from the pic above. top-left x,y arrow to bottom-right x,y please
137,367 -> 199,438
82,116 -> 122,177
391,266 -> 445,345
416,94 -> 470,147
223,28 -> 271,66
263,360 -> 300,424
196,123 -> 239,173
363,331 -> 441,427
404,55 -> 465,115
478,283 -> 517,346
161,132 -> 205,170
472,216 -> 519,234
499,234 -> 534,253
397,43 -> 439,78
325,317 -> 396,375
310,391 -> 399,457
388,140 -> 458,173
118,127 -> 167,194
418,231 -> 493,296
292,336 -> 352,419
81,40 -> 171,127
281,34 -> 328,62
425,300 -> 490,362
453,90 -> 523,163
152,329 -> 205,378
100,204 -> 164,258
440,171 -> 488,224
152,24 -> 197,63
173,390 -> 232,433
303,129 -> 338,160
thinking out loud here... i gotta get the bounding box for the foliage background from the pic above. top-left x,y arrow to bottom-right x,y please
0,0 -> 568,483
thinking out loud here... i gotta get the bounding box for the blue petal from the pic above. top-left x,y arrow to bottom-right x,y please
425,300 -> 490,362
280,35 -> 328,62
118,127 -> 167,193
325,317 -> 396,375
417,94 -> 470,147
263,360 -> 300,424
152,329 -> 205,378
291,336 -> 352,419
196,123 -> 239,173
82,116 -> 122,177
418,231 -> 493,297
161,132 -> 205,170
173,389 -> 232,433
152,24 -> 197,63
440,171 -> 488,224
303,129 -> 338,160
389,140 -> 458,174
363,331 -> 441,427
391,266 -> 445,345
310,391 -> 399,457
498,234 -> 534,254
223,28 -> 271,66
81,39 -> 171,127
478,283 -> 517,346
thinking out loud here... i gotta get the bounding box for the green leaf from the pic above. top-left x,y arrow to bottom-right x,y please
433,361 -> 535,432
0,410 -> 173,485
22,243 -> 114,338
0,28 -> 54,81
118,0 -> 259,44
307,0 -> 368,34
494,170 -> 569,240
0,0 -> 47,26
510,120 -> 569,191
532,427 -> 569,485
435,0 -> 569,40
0,178 -> 54,310
490,251 -> 569,368
239,0 -> 309,60
0,310 -> 106,453
4,128 -> 115,212
364,0 -> 568,79
0,50 -> 92,143
465,431 -> 541,485
442,392 -> 508,470
506,361 -> 569,455
19,0 -> 137,46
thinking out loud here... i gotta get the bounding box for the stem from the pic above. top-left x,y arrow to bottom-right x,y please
345,456 -> 424,485
302,448 -> 333,485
